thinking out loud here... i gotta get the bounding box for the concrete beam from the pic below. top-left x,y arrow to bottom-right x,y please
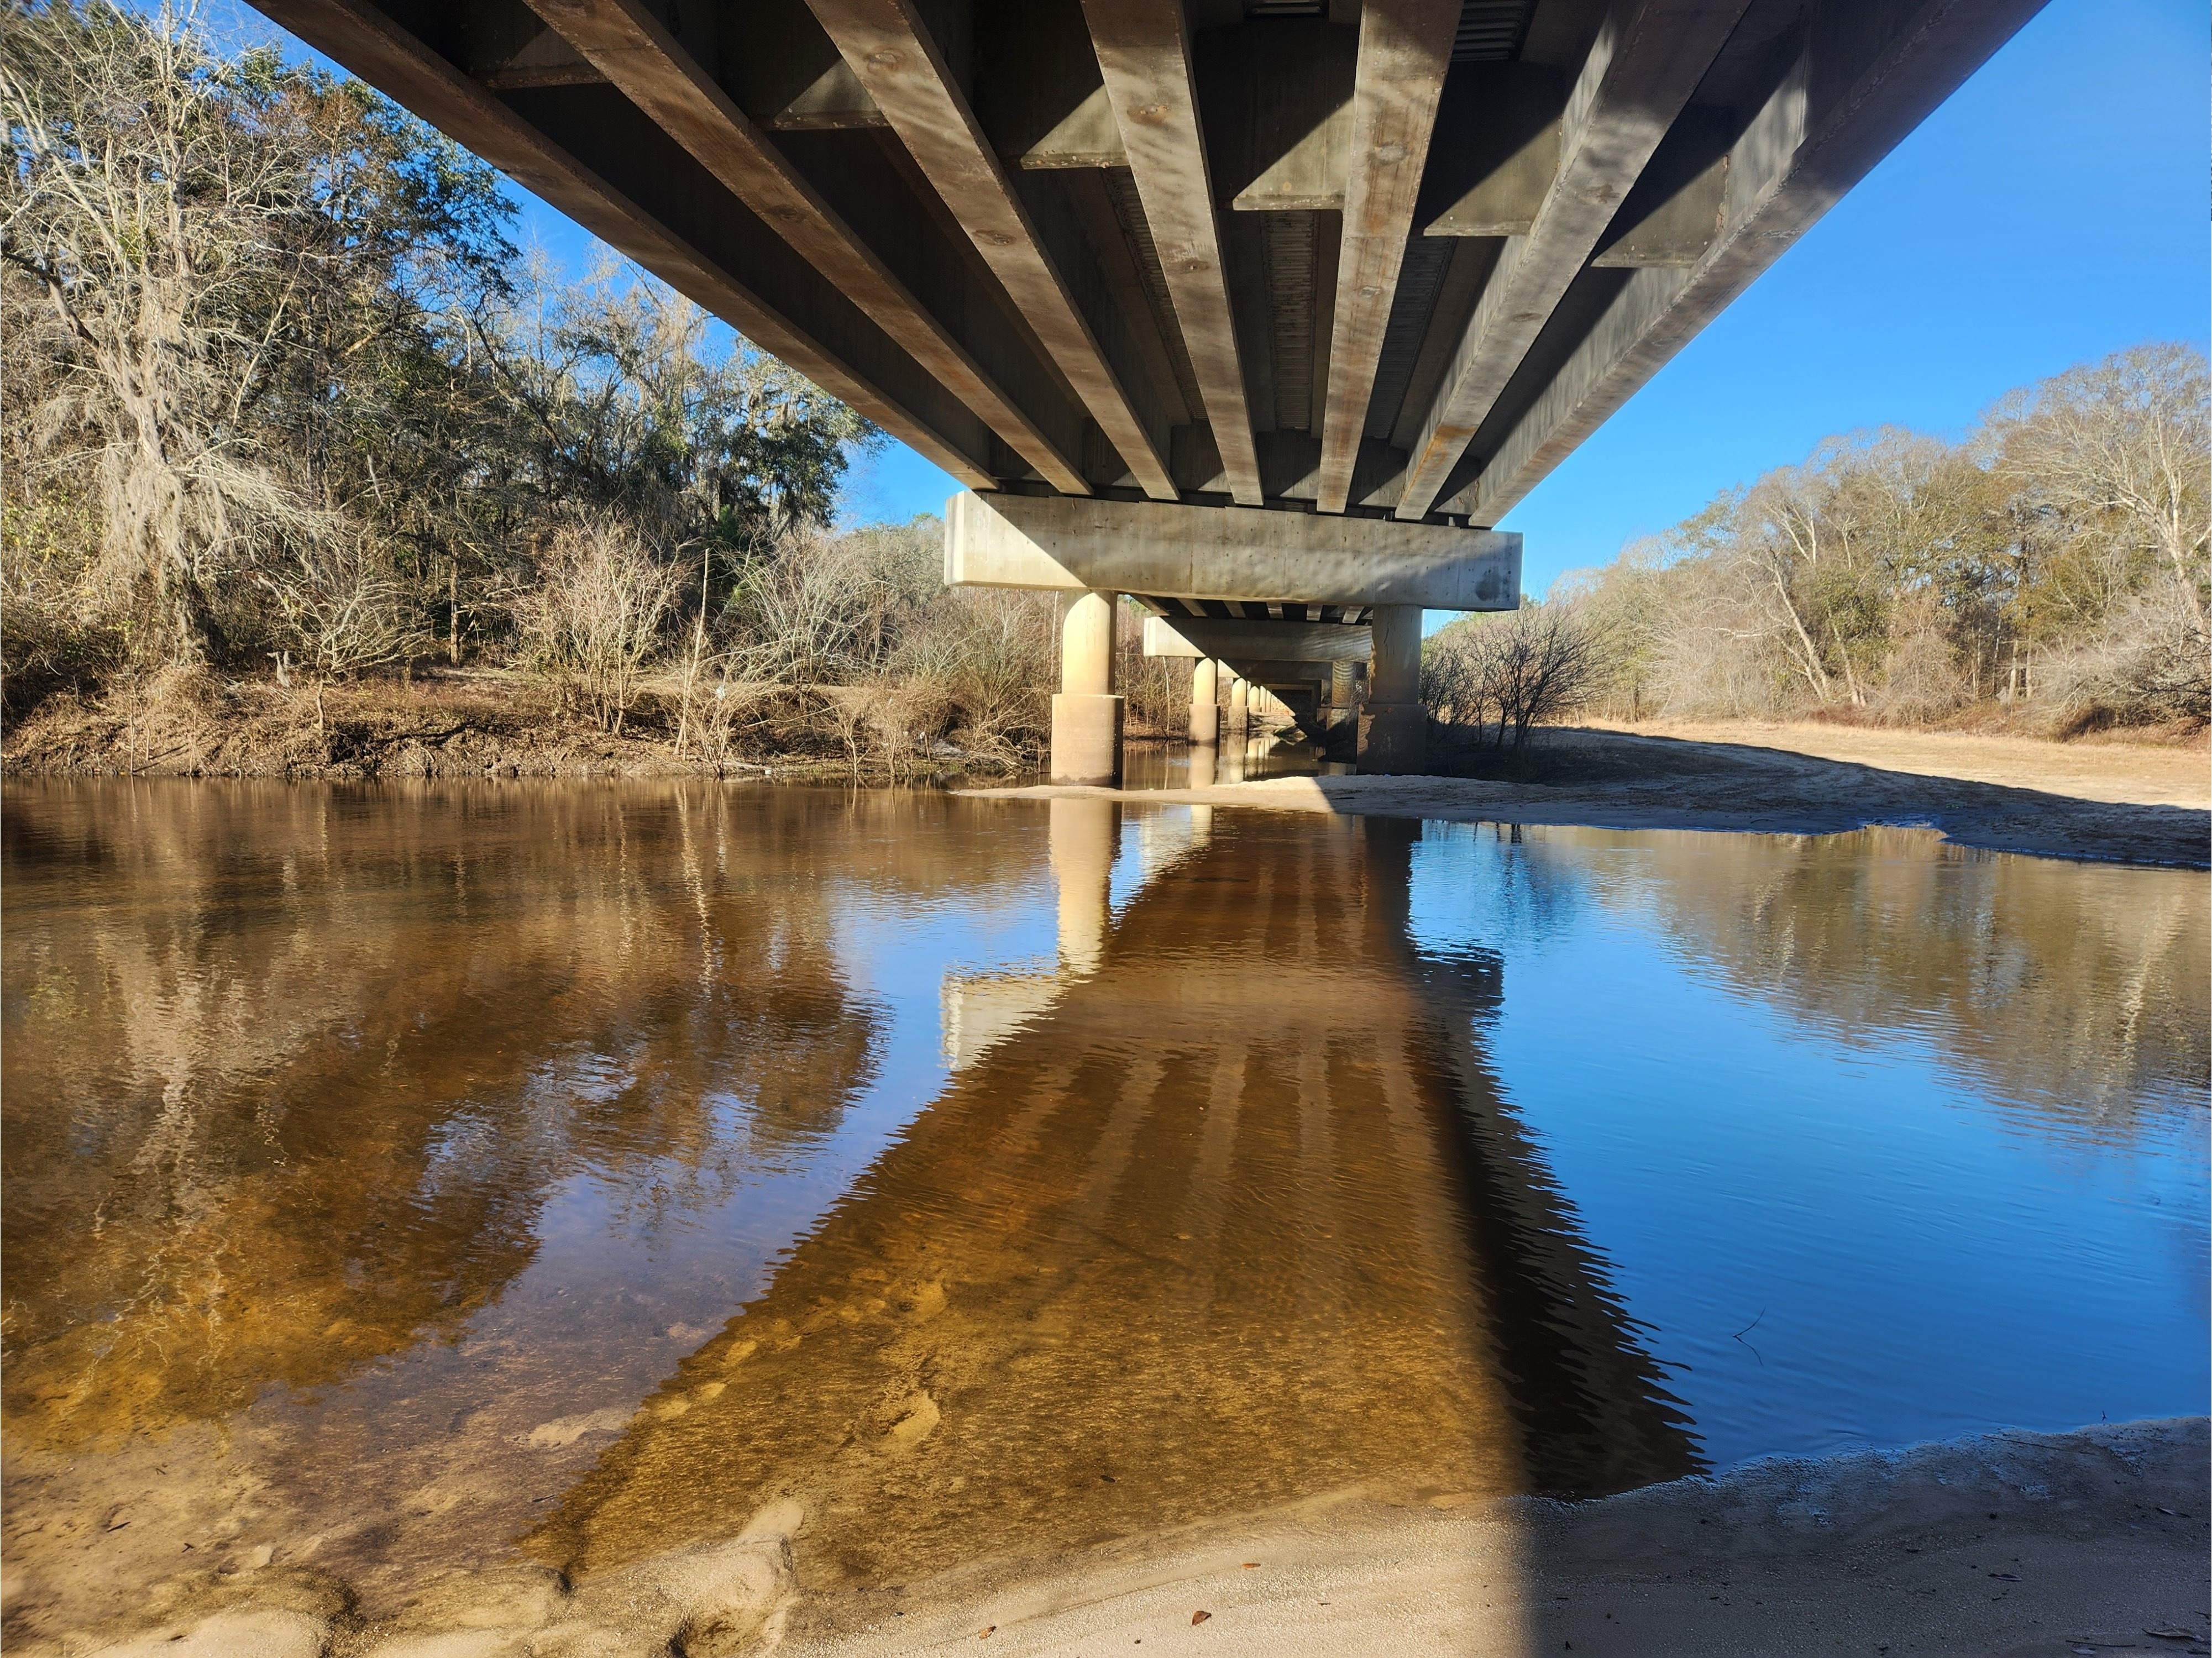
946,491 -> 1519,611
1440,0 -> 2049,526
1215,659 -> 1334,685
806,0 -> 1177,500
727,0 -> 884,130
1142,615 -> 1370,662
1083,0 -> 1263,505
1315,0 -> 1460,515
1395,0 -> 1750,520
522,0 -> 1092,495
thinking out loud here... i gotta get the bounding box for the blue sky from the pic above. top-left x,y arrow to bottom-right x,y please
240,0 -> 2206,596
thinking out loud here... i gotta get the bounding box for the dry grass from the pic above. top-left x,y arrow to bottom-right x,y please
0,665 -> 1018,780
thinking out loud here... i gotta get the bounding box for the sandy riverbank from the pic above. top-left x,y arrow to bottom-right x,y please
781,1418 -> 2209,1658
979,723 -> 2210,867
67,1419 -> 2207,1657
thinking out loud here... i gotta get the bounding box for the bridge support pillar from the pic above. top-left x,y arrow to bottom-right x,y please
1188,657 -> 1219,746
1050,590 -> 1123,786
1325,659 -> 1358,757
1358,605 -> 1426,775
1228,674 -> 1249,737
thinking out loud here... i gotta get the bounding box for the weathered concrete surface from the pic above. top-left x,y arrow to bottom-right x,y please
946,492 -> 1519,610
1047,694 -> 1122,788
1187,658 -> 1219,745
1141,615 -> 1370,660
1356,604 -> 1424,774
778,1418 -> 2209,1658
1050,589 -> 1120,786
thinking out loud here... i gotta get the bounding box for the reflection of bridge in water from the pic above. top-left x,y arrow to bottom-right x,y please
527,799 -> 1696,1596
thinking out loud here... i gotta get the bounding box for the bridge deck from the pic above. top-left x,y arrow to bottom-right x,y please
250,0 -> 2042,532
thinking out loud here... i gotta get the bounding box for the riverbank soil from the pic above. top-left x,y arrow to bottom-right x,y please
778,1420 -> 2208,1658
0,668 -> 1021,781
983,722 -> 2210,867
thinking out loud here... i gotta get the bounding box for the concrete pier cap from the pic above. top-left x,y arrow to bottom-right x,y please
945,491 -> 1522,778
946,492 -> 1521,612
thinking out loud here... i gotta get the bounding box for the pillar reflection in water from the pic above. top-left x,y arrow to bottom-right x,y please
527,806 -> 1696,1603
1049,797 -> 1117,977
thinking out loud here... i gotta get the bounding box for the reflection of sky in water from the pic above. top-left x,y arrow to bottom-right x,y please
463,814 -> 1078,1418
1407,821 -> 2210,1465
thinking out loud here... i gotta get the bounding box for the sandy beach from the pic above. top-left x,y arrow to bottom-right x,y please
979,723 -> 2211,868
65,1419 -> 2208,1656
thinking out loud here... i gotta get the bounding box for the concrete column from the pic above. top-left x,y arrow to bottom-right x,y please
1050,589 -> 1123,785
1228,674 -> 1249,735
1050,797 -> 1118,975
1329,659 -> 1355,722
1188,657 -> 1220,746
1358,604 -> 1426,774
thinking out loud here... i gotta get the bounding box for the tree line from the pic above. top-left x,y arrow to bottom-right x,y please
2,1 -> 1088,767
1428,342 -> 2210,743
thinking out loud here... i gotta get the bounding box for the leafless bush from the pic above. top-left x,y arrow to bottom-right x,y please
513,519 -> 680,732
1873,623 -> 1973,725
720,524 -> 936,687
2039,585 -> 2211,728
254,530 -> 426,680
1424,605 -> 1605,748
891,585 -> 1054,759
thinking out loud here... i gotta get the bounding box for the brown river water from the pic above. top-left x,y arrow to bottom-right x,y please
2,779 -> 2204,1650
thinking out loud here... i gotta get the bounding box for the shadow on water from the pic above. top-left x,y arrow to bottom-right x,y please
521,803 -> 1697,1598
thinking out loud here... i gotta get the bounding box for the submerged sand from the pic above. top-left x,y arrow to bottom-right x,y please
979,723 -> 2211,868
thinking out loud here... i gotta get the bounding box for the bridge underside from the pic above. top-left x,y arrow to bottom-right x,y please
251,0 -> 2043,776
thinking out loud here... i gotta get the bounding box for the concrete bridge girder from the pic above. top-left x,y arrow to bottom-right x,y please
251,0 -> 2042,776
1141,615 -> 1370,663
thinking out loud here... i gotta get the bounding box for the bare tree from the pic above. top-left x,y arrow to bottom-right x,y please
1996,345 -> 2210,621
512,518 -> 679,732
1424,605 -> 1605,749
2,3 -> 333,658
255,527 -> 425,681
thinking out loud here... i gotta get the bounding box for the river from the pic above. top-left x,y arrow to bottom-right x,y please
2,779 -> 2204,1644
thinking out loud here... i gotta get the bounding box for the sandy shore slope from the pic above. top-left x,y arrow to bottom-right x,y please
975,725 -> 2210,867
784,1419 -> 2209,1658
60,1420 -> 2208,1656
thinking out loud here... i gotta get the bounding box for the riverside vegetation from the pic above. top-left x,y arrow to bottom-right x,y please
1427,343 -> 2211,754
3,2 -> 2204,780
